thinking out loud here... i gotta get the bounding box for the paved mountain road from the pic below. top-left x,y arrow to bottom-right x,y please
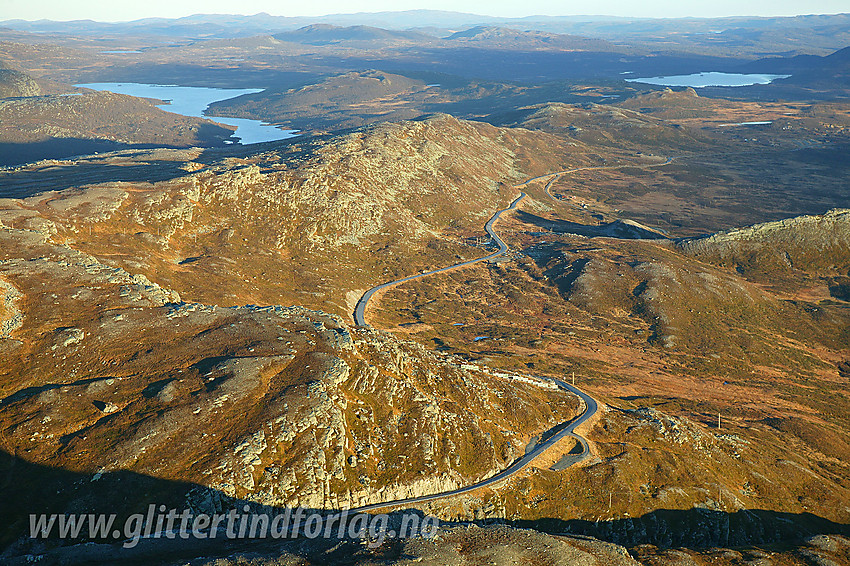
353,191 -> 527,327
353,157 -> 676,328
349,171 -> 615,513
350,377 -> 597,513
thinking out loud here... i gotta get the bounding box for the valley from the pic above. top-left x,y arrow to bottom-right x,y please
0,8 -> 849,566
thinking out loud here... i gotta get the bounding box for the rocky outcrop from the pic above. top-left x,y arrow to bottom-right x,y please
677,209 -> 850,273
391,524 -> 643,566
0,69 -> 41,98
0,114 -> 572,319
0,223 -> 576,536
0,277 -> 23,337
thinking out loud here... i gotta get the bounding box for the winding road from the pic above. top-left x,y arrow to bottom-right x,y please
350,157 -> 679,512
353,191 -> 527,327
348,171 -> 621,512
351,378 -> 597,513
353,157 -> 677,328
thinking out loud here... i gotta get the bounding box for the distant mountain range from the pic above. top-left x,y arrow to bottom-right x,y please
3,10 -> 849,45
1,11 -> 847,96
0,11 -> 623,38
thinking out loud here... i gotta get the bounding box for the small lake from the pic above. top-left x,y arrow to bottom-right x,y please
75,83 -> 298,145
719,121 -> 774,127
626,72 -> 790,88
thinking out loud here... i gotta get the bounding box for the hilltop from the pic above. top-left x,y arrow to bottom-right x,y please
445,25 -> 618,51
0,68 -> 40,97
0,114 -> 580,316
206,70 -> 437,132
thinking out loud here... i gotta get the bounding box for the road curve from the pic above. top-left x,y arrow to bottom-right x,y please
345,159 -> 684,513
542,157 -> 675,202
350,377 -> 598,513
348,180 -> 604,513
353,191 -> 527,327
353,157 -> 676,327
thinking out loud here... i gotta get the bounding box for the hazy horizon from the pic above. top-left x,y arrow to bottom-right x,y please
2,1 -> 848,24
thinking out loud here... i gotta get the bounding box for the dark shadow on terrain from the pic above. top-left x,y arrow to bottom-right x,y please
0,133 -> 325,199
537,417 -> 578,445
0,139 -> 142,169
141,378 -> 176,399
501,509 -> 850,549
0,449 -> 427,564
0,118 -> 236,169
829,282 -> 850,301
189,133 -> 322,167
0,448 -> 847,562
190,355 -> 238,376
0,157 -> 191,197
543,257 -> 590,298
516,210 -> 668,240
0,375 -> 118,408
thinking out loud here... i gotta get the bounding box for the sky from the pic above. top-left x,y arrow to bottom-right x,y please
2,0 -> 847,22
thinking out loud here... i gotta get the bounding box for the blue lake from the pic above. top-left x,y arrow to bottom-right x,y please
75,83 -> 298,145
625,72 -> 790,88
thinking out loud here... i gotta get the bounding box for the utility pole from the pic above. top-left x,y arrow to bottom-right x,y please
607,489 -> 632,517
718,412 -> 721,430
572,371 -> 575,386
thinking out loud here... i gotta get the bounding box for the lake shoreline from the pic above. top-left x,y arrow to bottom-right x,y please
75,82 -> 299,145
626,72 -> 791,88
